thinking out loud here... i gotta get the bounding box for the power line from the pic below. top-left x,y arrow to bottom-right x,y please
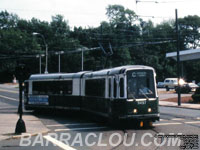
116,40 -> 176,49
138,15 -> 171,19
136,0 -> 184,4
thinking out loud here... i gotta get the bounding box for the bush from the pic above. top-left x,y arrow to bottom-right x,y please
175,85 -> 191,93
192,87 -> 200,103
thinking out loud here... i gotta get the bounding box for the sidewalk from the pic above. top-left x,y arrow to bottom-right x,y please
159,99 -> 200,110
0,83 -> 19,89
158,88 -> 200,109
0,102 -> 49,141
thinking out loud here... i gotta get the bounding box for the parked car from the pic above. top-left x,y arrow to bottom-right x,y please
163,78 -> 185,91
175,82 -> 199,93
157,82 -> 164,88
188,83 -> 199,92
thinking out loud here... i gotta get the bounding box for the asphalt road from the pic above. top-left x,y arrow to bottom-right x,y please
0,85 -> 200,150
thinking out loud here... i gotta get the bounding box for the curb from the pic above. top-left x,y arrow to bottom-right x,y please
4,129 -> 50,141
159,104 -> 200,110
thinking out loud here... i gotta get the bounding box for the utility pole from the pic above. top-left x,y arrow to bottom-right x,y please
175,9 -> 181,106
36,54 -> 44,74
81,48 -> 84,71
55,51 -> 64,73
33,32 -> 48,74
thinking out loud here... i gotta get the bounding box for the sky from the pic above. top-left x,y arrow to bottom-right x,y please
0,0 -> 200,28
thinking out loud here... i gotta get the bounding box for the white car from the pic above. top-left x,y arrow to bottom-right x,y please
163,78 -> 185,91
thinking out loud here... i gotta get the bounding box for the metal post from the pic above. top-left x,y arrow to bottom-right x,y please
39,55 -> 42,74
18,81 -> 22,118
15,64 -> 26,134
175,9 -> 181,106
44,44 -> 48,74
81,48 -> 84,71
55,51 -> 64,73
58,53 -> 60,73
36,54 -> 44,74
32,32 -> 48,74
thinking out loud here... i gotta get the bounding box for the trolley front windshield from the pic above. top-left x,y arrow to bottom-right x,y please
127,70 -> 156,99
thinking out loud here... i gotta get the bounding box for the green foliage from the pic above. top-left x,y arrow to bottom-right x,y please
0,5 -> 200,83
192,87 -> 200,103
0,11 -> 18,29
106,4 -> 137,27
179,15 -> 200,49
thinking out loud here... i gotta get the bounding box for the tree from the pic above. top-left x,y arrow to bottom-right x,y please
179,15 -> 200,49
106,5 -> 137,27
0,11 -> 18,29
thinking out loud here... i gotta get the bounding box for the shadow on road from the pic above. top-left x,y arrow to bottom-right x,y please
25,109 -> 154,131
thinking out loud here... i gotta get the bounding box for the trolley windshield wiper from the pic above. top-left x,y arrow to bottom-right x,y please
130,92 -> 136,101
139,89 -> 149,100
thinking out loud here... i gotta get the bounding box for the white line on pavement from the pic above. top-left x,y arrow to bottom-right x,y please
55,126 -> 108,132
0,89 -> 18,94
0,106 -> 16,109
0,95 -> 18,101
154,122 -> 182,126
43,135 -> 76,150
184,121 -> 200,124
47,123 -> 96,127
171,118 -> 185,121
160,119 -> 168,121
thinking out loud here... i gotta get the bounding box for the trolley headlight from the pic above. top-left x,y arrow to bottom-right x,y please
148,108 -> 152,113
133,109 -> 137,114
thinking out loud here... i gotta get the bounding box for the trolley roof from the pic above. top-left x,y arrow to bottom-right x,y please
29,71 -> 90,80
29,65 -> 154,80
83,65 -> 154,77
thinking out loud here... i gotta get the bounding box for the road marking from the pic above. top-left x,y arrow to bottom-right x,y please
154,122 -> 182,126
43,135 -> 76,150
185,121 -> 200,124
55,126 -> 108,132
160,119 -> 168,121
0,95 -> 18,101
171,118 -> 185,121
0,106 -> 16,109
47,123 -> 96,127
0,89 -> 18,94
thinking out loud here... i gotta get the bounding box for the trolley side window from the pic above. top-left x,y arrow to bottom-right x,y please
32,80 -> 72,95
108,78 -> 111,98
119,78 -> 124,98
85,79 -> 105,97
113,78 -> 117,98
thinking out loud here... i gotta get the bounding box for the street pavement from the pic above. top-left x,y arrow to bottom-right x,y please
158,88 -> 200,109
0,84 -> 200,150
0,84 -> 49,141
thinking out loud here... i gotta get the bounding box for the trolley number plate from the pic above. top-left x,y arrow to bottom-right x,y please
28,95 -> 49,105
137,101 -> 146,105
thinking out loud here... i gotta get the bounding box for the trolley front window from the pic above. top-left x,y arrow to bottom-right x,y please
127,70 -> 156,99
